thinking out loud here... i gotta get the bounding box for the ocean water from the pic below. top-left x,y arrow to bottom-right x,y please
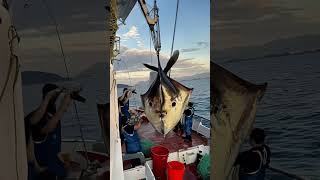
217,54 -> 320,179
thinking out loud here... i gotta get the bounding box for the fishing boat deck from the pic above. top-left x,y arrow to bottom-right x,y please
183,163 -> 202,180
137,120 -> 208,153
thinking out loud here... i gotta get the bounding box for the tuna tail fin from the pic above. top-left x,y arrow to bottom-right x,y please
143,50 -> 179,74
156,54 -> 179,98
164,50 -> 179,73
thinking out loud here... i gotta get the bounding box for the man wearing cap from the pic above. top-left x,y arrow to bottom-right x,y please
25,83 -> 73,180
118,88 -> 134,119
118,88 -> 134,145
235,128 -> 271,180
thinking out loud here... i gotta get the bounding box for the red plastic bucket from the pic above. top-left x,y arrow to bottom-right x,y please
151,146 -> 169,180
167,161 -> 185,180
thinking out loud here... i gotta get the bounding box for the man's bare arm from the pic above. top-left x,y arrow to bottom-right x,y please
40,93 -> 72,135
118,90 -> 128,102
119,90 -> 132,105
123,91 -> 132,104
134,119 -> 142,130
30,89 -> 60,124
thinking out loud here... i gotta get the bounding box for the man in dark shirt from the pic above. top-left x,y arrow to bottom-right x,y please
118,88 -> 134,144
25,84 -> 73,180
183,102 -> 195,142
235,128 -> 271,180
118,88 -> 133,119
121,112 -> 143,167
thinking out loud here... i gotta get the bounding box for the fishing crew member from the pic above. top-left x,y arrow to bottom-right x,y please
121,112 -> 143,167
25,84 -> 79,180
118,88 -> 136,145
25,86 -> 61,180
122,112 -> 142,154
235,128 -> 271,180
184,102 -> 195,142
118,88 -> 135,119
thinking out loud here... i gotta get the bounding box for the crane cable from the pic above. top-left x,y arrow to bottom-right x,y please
40,0 -> 90,172
150,32 -> 153,65
220,48 -> 320,64
121,57 -> 134,87
169,0 -> 179,77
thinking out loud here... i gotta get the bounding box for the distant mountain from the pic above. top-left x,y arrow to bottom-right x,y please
177,72 -> 210,81
134,72 -> 210,87
22,71 -> 68,85
75,62 -> 108,80
214,34 -> 320,62
117,84 -> 133,88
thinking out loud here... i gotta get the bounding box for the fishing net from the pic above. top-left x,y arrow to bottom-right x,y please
197,154 -> 211,180
140,139 -> 155,158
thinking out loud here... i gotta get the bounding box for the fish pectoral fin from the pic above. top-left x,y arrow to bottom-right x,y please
143,63 -> 158,72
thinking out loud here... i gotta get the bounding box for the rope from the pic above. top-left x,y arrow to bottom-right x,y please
150,34 -> 153,65
0,55 -> 13,102
221,48 -> 320,64
41,0 -> 70,78
170,0 -> 179,57
120,57 -> 134,87
40,0 -> 90,171
0,5 -> 18,102
169,0 -> 179,77
8,25 -> 21,180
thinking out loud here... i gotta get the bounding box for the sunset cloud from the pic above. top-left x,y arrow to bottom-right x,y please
181,48 -> 201,53
122,26 -> 140,40
196,41 -> 209,48
114,46 -> 209,85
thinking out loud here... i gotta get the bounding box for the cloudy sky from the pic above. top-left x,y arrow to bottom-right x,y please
114,0 -> 210,85
212,0 -> 320,52
10,0 -> 106,77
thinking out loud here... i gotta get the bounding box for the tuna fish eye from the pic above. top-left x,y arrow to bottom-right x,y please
172,102 -> 176,107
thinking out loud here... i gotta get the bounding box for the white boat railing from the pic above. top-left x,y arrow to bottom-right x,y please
123,165 -> 146,180
145,161 -> 156,180
192,114 -> 211,139
122,144 -> 210,180
168,145 -> 210,165
110,63 -> 125,180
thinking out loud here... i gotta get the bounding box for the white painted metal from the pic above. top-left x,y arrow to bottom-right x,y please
197,122 -> 210,138
192,118 -> 200,132
141,145 -> 210,179
192,119 -> 210,139
124,165 -> 146,180
0,3 -> 27,179
145,161 -> 155,180
110,64 -> 124,180
167,145 -> 209,165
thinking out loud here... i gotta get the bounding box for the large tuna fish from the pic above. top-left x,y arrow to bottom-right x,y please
141,50 -> 193,135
